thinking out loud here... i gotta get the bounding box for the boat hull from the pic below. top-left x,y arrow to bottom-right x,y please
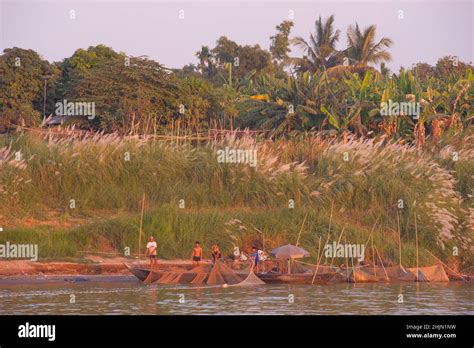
125,264 -> 344,285
256,272 -> 346,284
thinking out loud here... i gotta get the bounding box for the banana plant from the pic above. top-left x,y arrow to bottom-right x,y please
239,72 -> 328,134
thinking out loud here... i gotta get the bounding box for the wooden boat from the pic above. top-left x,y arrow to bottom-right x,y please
256,271 -> 346,284
126,264 -> 345,285
126,264 -> 151,282
125,264 -> 221,284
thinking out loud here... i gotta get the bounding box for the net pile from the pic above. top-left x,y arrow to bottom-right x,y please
206,261 -> 243,285
142,262 -> 252,286
359,264 -> 449,282
156,272 -> 183,284
190,266 -> 209,284
407,264 -> 449,282
231,263 -> 265,286
349,268 -> 387,282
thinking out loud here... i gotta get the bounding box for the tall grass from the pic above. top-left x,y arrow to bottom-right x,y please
0,131 -> 303,217
0,206 -> 443,267
0,130 -> 472,267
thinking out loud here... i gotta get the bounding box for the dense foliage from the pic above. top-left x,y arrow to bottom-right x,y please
0,15 -> 472,265
1,15 -> 473,142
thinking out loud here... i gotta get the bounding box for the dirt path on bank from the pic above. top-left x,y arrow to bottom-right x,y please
0,256 -> 200,277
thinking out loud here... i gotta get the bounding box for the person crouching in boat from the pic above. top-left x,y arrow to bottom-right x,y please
211,244 -> 222,265
191,241 -> 203,267
250,246 -> 260,272
146,236 -> 158,270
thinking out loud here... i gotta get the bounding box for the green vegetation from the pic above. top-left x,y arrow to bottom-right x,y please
0,14 -> 472,270
0,206 -> 444,268
0,131 -> 471,268
1,15 -> 472,140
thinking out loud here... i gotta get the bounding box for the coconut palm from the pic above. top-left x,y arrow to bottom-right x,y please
345,24 -> 393,67
291,15 -> 342,73
195,46 -> 214,77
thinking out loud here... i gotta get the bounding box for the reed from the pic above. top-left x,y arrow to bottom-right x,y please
0,130 -> 471,267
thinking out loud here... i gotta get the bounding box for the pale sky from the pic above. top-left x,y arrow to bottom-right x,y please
1,0 -> 473,71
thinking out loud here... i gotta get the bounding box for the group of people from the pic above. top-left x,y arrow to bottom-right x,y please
146,236 -> 261,271
191,242 -> 222,266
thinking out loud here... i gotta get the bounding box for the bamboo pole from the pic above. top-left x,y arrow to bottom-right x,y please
314,235 -> 322,273
330,225 -> 345,267
351,257 -> 356,283
415,213 -> 419,281
374,246 -> 389,281
312,232 -> 331,284
323,201 -> 334,264
425,249 -> 467,281
364,220 -> 378,249
316,235 -> 321,264
344,237 -> 350,282
350,239 -> 356,283
397,210 -> 402,267
138,193 -> 146,261
371,234 -> 377,276
295,212 -> 309,247
328,201 -> 334,235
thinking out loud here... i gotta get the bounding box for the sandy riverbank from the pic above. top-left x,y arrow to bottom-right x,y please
0,256 -> 203,277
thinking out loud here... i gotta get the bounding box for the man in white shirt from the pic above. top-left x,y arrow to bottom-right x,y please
146,236 -> 158,270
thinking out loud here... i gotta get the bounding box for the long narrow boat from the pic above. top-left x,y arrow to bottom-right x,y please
256,271 -> 346,284
125,264 -> 221,283
125,264 -> 345,284
126,264 -> 151,282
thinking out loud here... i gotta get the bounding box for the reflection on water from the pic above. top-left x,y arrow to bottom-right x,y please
0,281 -> 472,315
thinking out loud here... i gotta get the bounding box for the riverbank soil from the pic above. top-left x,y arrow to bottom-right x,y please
0,257 -> 201,276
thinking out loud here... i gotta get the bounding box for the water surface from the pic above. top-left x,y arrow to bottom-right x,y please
0,280 -> 472,315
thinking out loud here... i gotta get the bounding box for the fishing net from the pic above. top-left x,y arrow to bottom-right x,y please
407,264 -> 449,282
294,261 -> 338,274
444,267 -> 465,280
362,264 -> 449,282
156,271 -> 184,284
230,263 -> 265,286
364,265 -> 412,281
206,261 -> 243,285
191,265 -> 211,273
326,271 -> 349,283
190,273 -> 208,284
349,268 -> 387,282
290,260 -> 311,274
143,270 -> 161,284
138,262 -> 246,285
189,265 -> 210,284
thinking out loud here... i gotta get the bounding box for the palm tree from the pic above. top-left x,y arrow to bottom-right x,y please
195,46 -> 214,76
291,15 -> 342,73
345,24 -> 393,67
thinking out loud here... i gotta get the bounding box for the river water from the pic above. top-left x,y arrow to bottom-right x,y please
0,278 -> 472,315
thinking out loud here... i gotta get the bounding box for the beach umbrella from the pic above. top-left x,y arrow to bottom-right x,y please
270,244 -> 310,260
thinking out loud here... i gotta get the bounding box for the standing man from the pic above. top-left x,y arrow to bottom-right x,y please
146,236 -> 158,270
191,241 -> 203,267
250,246 -> 260,272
